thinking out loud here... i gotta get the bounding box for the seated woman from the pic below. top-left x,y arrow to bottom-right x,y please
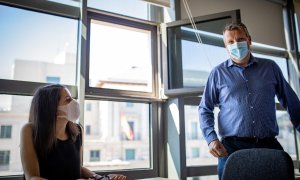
20,84 -> 126,180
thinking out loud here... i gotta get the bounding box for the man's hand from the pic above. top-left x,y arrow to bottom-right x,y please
208,140 -> 228,157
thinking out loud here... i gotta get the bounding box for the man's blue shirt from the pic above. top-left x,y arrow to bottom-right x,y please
199,54 -> 300,144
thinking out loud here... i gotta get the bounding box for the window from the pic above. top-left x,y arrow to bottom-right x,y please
191,122 -> 198,140
88,0 -> 149,20
0,2 -> 78,177
88,13 -> 155,93
0,125 -> 12,138
46,76 -> 61,84
191,148 -> 200,158
126,102 -> 134,108
165,8 -> 298,179
0,0 -> 165,178
86,103 -> 92,111
85,125 -> 91,135
276,110 -> 297,159
0,151 -> 10,171
84,11 -> 158,175
0,4 -> 78,85
83,100 -> 150,170
0,95 -> 31,175
125,149 -> 135,160
166,15 -> 233,90
90,150 -> 100,162
185,103 -> 219,166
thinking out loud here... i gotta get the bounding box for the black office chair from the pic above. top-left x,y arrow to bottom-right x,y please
222,148 -> 295,180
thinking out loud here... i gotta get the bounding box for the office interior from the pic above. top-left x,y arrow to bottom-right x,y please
1,0 -> 300,179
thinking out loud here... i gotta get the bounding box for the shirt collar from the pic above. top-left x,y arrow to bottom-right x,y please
226,53 -> 258,68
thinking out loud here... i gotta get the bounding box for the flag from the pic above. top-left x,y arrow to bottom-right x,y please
120,113 -> 134,140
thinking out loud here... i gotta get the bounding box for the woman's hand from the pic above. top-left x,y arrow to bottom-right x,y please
108,174 -> 126,180
84,173 -> 126,180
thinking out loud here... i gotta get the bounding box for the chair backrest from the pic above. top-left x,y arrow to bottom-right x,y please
222,148 -> 295,180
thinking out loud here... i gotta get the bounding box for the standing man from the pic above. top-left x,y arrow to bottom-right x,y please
198,22 -> 300,179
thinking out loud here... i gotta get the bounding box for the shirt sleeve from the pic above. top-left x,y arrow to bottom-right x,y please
199,69 -> 219,145
273,62 -> 300,132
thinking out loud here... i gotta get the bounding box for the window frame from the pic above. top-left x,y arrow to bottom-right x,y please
0,1 -> 80,179
162,10 -> 242,179
163,9 -> 296,179
163,9 -> 241,97
85,10 -> 160,101
82,8 -> 162,179
82,100 -> 161,179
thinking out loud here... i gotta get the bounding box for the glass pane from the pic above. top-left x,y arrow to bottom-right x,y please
185,105 -> 219,166
88,0 -> 148,21
276,110 -> 296,159
0,95 -> 32,176
89,19 -> 153,92
83,100 -> 150,170
182,42 -> 227,87
167,17 -> 232,89
0,151 -> 10,171
0,126 -> 12,138
0,5 -> 78,85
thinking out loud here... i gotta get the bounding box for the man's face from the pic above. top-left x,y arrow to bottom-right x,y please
223,29 -> 251,46
223,29 -> 251,63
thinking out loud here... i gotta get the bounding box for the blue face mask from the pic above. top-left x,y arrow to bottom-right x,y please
227,41 -> 249,61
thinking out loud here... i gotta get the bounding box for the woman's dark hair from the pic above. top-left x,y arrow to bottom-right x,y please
29,84 -> 79,157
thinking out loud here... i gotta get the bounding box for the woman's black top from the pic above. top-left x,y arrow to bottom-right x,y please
37,129 -> 82,180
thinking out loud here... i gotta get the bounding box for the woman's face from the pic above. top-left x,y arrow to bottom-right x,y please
57,88 -> 72,117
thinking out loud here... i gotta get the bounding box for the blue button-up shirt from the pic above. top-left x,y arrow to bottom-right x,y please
199,54 -> 300,144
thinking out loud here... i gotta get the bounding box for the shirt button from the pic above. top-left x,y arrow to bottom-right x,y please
250,106 -> 253,109
253,121 -> 255,123
248,93 -> 251,95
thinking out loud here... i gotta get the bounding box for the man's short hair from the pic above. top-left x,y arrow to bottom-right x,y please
223,22 -> 251,38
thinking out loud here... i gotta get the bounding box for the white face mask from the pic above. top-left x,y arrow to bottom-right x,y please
57,99 -> 80,122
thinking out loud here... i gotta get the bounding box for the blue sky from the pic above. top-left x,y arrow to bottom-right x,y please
0,4 -> 78,79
